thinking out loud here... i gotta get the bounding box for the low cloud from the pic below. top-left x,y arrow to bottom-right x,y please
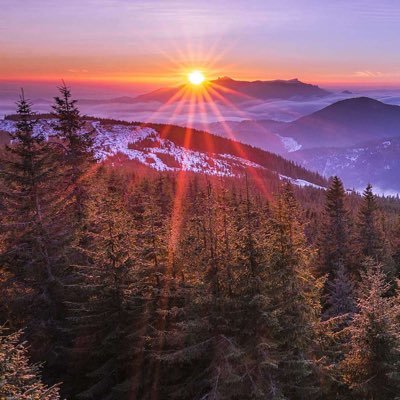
354,71 -> 384,78
2,87 -> 400,125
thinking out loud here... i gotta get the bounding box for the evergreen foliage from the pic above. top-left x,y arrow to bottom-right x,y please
340,259 -> 400,399
319,176 -> 350,276
0,326 -> 61,399
265,183 -> 323,399
0,93 -> 64,363
357,184 -> 384,260
1,88 -> 400,400
52,83 -> 95,225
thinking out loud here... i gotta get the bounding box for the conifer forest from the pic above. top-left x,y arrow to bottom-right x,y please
1,86 -> 400,400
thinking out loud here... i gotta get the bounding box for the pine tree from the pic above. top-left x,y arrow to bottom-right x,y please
340,259 -> 400,399
52,82 -> 95,225
0,326 -> 61,399
319,176 -> 350,276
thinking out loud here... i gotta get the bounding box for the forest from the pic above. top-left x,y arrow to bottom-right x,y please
1,86 -> 400,400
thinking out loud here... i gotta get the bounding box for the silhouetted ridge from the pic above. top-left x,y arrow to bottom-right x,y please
281,97 -> 400,148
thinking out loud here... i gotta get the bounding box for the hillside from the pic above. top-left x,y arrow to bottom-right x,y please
289,136 -> 400,193
208,77 -> 330,100
0,115 -> 327,188
79,78 -> 330,106
280,97 -> 400,149
194,97 -> 400,194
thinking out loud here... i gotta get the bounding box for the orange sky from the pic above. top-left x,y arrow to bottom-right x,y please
2,1 -> 400,88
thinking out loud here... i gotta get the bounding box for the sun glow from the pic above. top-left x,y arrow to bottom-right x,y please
188,70 -> 205,85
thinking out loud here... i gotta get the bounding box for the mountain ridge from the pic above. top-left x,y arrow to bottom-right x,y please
77,78 -> 330,105
289,136 -> 400,194
0,115 -> 327,189
280,96 -> 400,148
195,96 -> 400,193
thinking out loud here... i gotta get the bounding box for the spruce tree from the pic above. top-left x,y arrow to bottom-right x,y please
65,170 -> 138,399
52,82 -> 94,225
0,92 -> 63,326
159,179 -> 275,400
324,262 -> 356,321
266,183 -> 323,399
321,263 -> 357,398
393,217 -> 400,275
127,175 -> 176,399
129,176 -> 171,288
319,176 -> 350,276
340,259 -> 400,399
0,326 -> 61,399
357,184 -> 383,261
166,181 -> 322,399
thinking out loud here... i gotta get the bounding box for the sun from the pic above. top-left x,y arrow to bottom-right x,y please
188,70 -> 205,85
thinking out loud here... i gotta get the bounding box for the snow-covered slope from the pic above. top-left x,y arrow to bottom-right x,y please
289,137 -> 400,194
0,118 -> 57,139
0,117 -> 326,189
90,121 -> 261,176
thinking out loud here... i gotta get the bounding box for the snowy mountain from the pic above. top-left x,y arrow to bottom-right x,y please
0,116 -> 326,189
206,97 -> 400,153
199,97 -> 400,194
289,137 -> 400,194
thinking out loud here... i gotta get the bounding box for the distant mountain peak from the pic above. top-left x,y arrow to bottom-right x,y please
215,76 -> 234,81
213,77 -> 304,85
76,77 -> 330,106
132,77 -> 330,104
316,97 -> 392,113
280,96 -> 400,149
334,96 -> 383,105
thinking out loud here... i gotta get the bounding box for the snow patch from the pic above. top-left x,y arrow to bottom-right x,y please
0,120 -> 17,133
275,133 -> 302,152
0,119 -> 58,140
279,174 -> 325,190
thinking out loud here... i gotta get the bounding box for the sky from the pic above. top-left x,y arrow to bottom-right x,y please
2,0 -> 400,89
